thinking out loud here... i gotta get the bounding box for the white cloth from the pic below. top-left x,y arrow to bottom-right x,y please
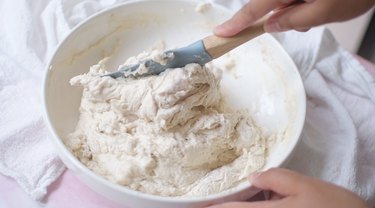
0,0 -> 375,205
273,28 -> 375,206
0,0 -> 67,200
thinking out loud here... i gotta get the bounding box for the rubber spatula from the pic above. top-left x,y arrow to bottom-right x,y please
104,18 -> 266,78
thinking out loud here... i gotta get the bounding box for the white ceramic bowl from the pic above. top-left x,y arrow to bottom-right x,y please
43,0 -> 306,207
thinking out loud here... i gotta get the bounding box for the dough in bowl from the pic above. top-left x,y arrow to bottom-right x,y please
65,50 -> 276,197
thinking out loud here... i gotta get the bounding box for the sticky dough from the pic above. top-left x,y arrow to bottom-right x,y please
66,51 -> 271,197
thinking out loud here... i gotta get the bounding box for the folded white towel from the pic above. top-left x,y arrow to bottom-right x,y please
0,0 -> 67,200
0,0 -> 374,206
274,28 -> 375,206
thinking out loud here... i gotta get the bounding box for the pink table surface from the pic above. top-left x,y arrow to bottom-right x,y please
1,55 -> 374,208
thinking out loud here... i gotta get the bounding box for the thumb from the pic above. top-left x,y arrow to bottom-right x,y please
249,168 -> 307,196
213,2 -> 258,37
264,1 -> 330,32
214,0 -> 284,37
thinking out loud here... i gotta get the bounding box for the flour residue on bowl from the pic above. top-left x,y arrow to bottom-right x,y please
65,50 -> 278,197
195,2 -> 212,13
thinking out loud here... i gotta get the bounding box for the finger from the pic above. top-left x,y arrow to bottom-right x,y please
214,0 -> 295,37
249,168 -> 308,196
264,1 -> 331,32
206,201 -> 277,208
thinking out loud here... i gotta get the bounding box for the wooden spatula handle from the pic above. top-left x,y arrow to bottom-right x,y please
203,18 -> 266,59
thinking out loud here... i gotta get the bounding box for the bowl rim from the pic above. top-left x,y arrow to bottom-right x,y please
42,0 -> 307,203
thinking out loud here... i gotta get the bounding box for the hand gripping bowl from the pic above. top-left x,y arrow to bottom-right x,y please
43,0 -> 306,207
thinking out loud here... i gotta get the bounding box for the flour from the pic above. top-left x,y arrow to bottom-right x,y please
195,2 -> 212,13
66,50 -> 273,197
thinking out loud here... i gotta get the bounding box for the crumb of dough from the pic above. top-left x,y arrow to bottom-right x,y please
195,2 -> 212,13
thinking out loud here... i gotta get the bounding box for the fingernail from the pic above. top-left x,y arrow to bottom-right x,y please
269,21 -> 286,32
249,172 -> 262,182
213,24 -> 235,37
213,24 -> 223,34
304,0 -> 315,2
